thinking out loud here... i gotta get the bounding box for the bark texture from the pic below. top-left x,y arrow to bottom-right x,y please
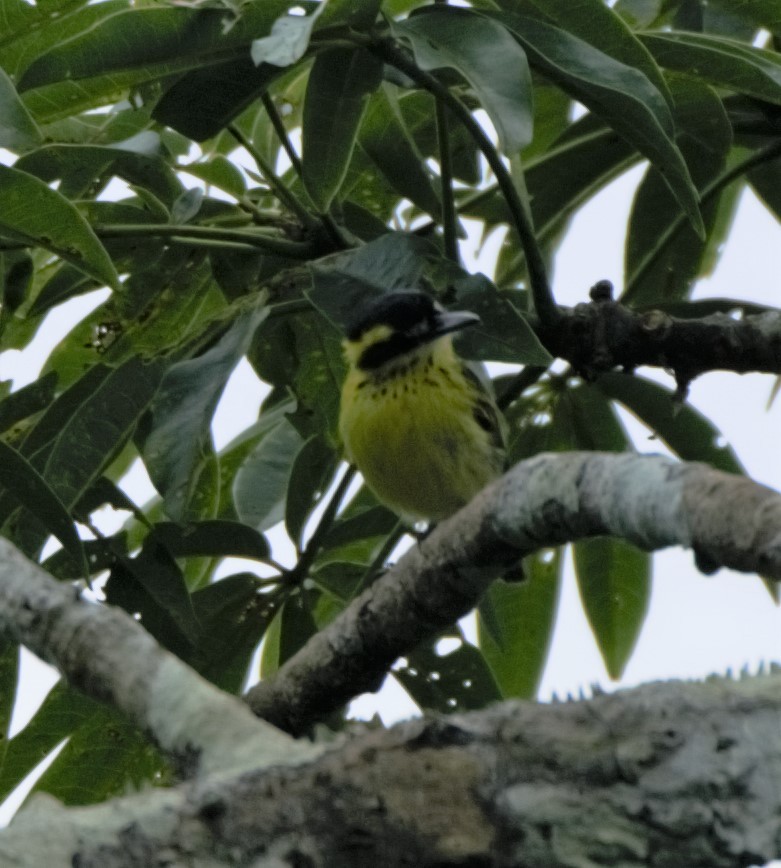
2,673 -> 780,867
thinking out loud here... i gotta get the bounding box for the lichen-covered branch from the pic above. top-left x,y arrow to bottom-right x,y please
2,673 -> 780,867
540,282 -> 781,393
246,452 -> 781,734
0,540 -> 316,777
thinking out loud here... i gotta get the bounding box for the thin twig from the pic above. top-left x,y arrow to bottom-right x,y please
435,97 -> 459,264
360,34 -> 560,329
228,123 -> 318,230
94,223 -> 314,258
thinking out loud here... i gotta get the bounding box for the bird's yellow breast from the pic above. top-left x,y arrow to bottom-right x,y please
339,338 -> 502,522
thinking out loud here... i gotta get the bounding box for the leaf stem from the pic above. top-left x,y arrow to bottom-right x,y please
435,97 -> 459,264
228,123 -> 317,230
286,465 -> 357,584
361,34 -> 561,328
623,139 -> 781,301
93,223 -> 315,259
261,92 -> 304,180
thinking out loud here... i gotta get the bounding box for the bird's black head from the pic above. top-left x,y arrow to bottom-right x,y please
344,291 -> 480,371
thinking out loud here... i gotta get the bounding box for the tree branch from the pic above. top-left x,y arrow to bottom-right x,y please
246,452 -> 781,734
539,281 -> 781,394
0,540 -> 317,777
2,673 -> 780,867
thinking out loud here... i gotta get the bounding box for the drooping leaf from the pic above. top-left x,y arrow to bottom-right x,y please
623,76 -> 732,305
395,8 -> 533,154
105,536 -> 199,655
394,630 -> 502,713
151,520 -> 270,562
260,590 -> 318,678
307,233 -> 439,330
0,373 -> 57,435
597,372 -> 745,474
642,32 -> 781,106
574,536 -> 651,680
499,0 -> 673,108
301,48 -> 384,211
0,67 -> 42,151
142,305 -> 268,522
152,58 -> 285,142
478,548 -> 562,699
233,418 -> 304,533
0,439 -> 87,577
0,164 -> 119,289
358,85 -> 442,220
494,11 -> 704,235
39,356 -> 165,510
285,435 -> 339,548
190,574 -> 279,693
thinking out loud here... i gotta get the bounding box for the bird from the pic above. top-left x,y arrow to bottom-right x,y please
338,290 -> 506,525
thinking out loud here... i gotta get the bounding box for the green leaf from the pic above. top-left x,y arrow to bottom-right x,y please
32,704 -> 166,805
394,631 -> 502,713
642,32 -> 781,106
105,536 -> 199,654
0,250 -> 33,314
0,684 -> 97,803
15,139 -> 182,206
358,85 -> 441,220
0,164 -> 119,289
500,0 -> 673,109
494,12 -> 704,235
574,537 -> 651,680
395,8 -> 533,154
0,439 -> 87,578
190,574 -> 279,693
0,67 -> 42,151
302,48 -> 384,211
0,374 -> 57,435
18,2 -> 317,91
307,232 -> 439,330
452,274 -> 552,365
478,547 -> 563,699
260,590 -> 318,678
152,520 -> 270,561
233,418 -> 304,533
152,58 -> 285,142
596,372 -> 745,474
0,0 -> 129,80
560,384 -> 631,453
182,156 -> 246,198
39,356 -> 165,510
285,435 -> 338,548
623,77 -> 733,305
142,306 -> 268,523
747,149 -> 781,224
706,0 -> 781,34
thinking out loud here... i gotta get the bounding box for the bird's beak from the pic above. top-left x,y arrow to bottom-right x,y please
430,309 -> 481,338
